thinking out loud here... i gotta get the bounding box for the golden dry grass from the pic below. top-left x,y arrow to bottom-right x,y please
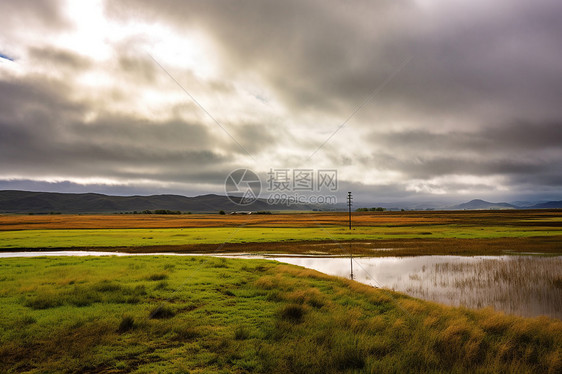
3,209 -> 560,230
0,211 -> 447,230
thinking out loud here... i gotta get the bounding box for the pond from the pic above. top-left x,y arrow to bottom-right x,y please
261,255 -> 562,319
1,251 -> 560,319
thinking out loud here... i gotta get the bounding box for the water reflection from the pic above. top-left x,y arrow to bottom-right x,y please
266,255 -> 562,319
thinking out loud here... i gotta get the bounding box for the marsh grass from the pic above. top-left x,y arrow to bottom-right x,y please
24,281 -> 147,309
154,280 -> 169,290
149,305 -> 175,319
234,325 -> 251,340
400,257 -> 562,318
280,304 -> 306,323
0,256 -> 560,373
117,315 -> 135,333
147,272 -> 168,281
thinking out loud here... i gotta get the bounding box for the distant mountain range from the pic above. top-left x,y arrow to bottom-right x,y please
446,199 -> 519,210
526,200 -> 562,209
0,191 -> 560,213
336,198 -> 562,211
0,190 -> 309,213
445,199 -> 562,210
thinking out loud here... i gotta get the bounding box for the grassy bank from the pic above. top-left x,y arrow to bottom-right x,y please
0,256 -> 560,373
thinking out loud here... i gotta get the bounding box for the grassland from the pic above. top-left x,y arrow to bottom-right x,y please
1,256 -> 560,373
1,210 -> 561,256
2,210 -> 562,230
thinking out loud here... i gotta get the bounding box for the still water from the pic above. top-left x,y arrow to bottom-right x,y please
262,255 -> 562,319
1,251 -> 560,318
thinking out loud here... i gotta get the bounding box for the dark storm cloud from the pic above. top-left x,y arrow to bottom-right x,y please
372,121 -> 562,153
229,123 -> 280,155
0,77 -> 82,138
510,173 -> 562,188
104,0 -> 562,201
72,114 -> 212,150
0,73 -> 234,185
104,0 -> 407,115
385,156 -> 551,180
105,0 -> 562,121
362,121 -> 562,184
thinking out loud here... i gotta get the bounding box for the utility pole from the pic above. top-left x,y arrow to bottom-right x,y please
348,192 -> 353,280
348,192 -> 352,229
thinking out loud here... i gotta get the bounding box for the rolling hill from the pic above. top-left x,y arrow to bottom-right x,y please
447,199 -> 518,210
0,190 -> 300,213
528,200 -> 562,209
1,191 -> 561,214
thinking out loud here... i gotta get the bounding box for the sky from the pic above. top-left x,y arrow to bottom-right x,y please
1,0 -> 561,205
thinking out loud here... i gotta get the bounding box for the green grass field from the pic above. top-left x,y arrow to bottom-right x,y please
1,256 -> 560,373
1,225 -> 561,250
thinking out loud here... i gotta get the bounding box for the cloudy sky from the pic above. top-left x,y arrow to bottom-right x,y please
1,0 -> 561,204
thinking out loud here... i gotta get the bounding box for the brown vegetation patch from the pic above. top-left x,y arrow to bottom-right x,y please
2,209 -> 560,231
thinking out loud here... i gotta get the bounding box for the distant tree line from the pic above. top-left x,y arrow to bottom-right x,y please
356,207 -> 386,212
221,210 -> 273,215
26,210 -> 192,215
27,212 -> 62,215
120,210 -> 189,215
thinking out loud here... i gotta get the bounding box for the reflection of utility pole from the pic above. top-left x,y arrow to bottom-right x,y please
348,192 -> 353,280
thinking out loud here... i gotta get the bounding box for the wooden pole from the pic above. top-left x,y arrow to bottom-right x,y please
348,192 -> 353,280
